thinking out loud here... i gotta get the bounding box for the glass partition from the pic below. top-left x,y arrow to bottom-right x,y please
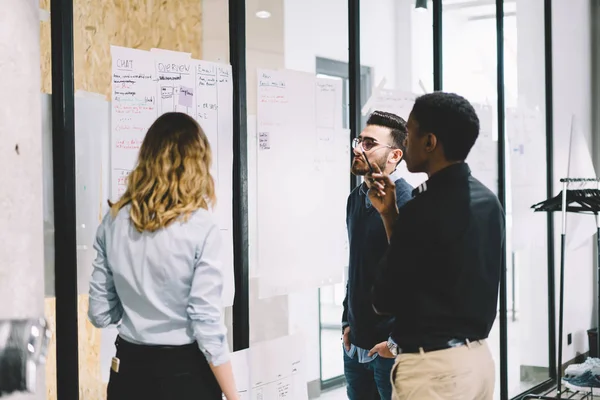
442,1 -> 501,397
246,0 -> 351,394
504,1 -> 551,396
443,1 -> 551,398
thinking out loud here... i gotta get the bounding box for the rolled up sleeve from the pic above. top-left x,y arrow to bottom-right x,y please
187,224 -> 230,366
88,214 -> 123,328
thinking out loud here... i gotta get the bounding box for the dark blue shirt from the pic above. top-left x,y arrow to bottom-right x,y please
342,171 -> 413,350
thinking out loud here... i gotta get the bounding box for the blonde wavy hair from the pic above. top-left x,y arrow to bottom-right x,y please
110,112 -> 216,232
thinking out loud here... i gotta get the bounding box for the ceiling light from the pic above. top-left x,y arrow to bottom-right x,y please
255,10 -> 271,18
416,0 -> 428,10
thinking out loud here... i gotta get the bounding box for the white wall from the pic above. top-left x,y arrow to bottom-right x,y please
552,0 -> 595,363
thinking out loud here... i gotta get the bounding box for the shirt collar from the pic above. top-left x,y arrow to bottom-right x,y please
361,169 -> 402,208
412,163 -> 471,197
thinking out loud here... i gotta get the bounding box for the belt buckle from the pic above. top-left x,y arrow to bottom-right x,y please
447,338 -> 465,348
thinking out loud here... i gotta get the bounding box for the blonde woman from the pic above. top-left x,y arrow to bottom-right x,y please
88,112 -> 239,400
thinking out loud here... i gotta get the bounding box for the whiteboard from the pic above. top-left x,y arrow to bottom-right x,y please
75,93 -> 109,295
42,93 -> 108,297
110,46 -> 234,306
256,70 -> 348,298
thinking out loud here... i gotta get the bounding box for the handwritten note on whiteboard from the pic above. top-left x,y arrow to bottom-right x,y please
195,61 -> 219,159
110,46 -> 157,198
155,57 -> 196,117
258,132 -> 271,150
315,79 -> 340,129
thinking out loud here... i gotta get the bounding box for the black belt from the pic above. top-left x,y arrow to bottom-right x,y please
115,336 -> 197,354
398,338 -> 474,354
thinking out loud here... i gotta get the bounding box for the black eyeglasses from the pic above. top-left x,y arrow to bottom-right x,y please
352,137 -> 393,152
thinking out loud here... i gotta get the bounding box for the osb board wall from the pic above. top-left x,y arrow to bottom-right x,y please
45,295 -> 105,400
40,0 -> 51,94
40,0 -> 203,97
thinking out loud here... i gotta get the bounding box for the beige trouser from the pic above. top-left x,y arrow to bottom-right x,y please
391,339 -> 495,400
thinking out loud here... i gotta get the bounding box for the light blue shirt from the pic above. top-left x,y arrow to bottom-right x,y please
87,206 -> 230,366
345,343 -> 378,363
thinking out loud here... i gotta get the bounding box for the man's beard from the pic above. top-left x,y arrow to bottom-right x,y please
351,156 -> 386,176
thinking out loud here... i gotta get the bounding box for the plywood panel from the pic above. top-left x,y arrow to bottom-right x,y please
45,295 -> 105,400
40,0 -> 51,94
40,0 -> 203,98
44,298 -> 56,399
78,295 -> 105,399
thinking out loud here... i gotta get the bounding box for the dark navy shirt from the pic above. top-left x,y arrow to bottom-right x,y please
342,170 -> 413,350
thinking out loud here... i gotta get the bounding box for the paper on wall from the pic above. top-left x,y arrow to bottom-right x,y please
256,71 -> 348,298
230,335 -> 308,399
110,46 -> 235,306
315,78 -> 343,130
154,55 -> 196,117
110,46 -> 157,199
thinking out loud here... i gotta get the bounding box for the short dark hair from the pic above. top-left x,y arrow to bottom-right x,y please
366,110 -> 407,153
410,92 -> 480,161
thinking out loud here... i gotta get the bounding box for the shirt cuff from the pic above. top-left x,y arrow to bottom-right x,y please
199,337 -> 231,367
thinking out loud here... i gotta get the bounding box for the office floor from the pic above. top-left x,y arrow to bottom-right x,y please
317,386 -> 346,399
317,318 -> 557,399
316,386 -> 600,400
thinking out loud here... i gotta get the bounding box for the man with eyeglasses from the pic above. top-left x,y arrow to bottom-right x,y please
342,110 -> 413,400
